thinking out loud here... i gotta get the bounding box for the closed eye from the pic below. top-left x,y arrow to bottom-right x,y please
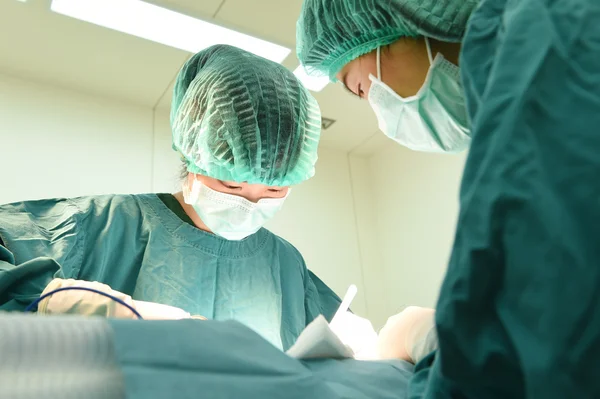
219,181 -> 242,190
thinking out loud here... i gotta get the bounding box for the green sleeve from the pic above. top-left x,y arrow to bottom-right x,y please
406,352 -> 441,399
0,244 -> 66,310
306,270 -> 342,322
416,1 -> 600,397
0,199 -> 84,311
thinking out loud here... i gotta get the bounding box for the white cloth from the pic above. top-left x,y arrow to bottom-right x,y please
287,312 -> 380,360
286,315 -> 354,359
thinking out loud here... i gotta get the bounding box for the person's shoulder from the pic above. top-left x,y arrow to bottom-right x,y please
0,196 -> 83,217
264,229 -> 301,252
0,193 -> 153,219
76,194 -> 168,222
77,193 -> 149,209
262,229 -> 305,263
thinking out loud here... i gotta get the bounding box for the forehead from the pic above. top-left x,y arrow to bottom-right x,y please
337,57 -> 361,79
338,54 -> 376,88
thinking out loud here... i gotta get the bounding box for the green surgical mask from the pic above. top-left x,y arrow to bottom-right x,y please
368,37 -> 471,153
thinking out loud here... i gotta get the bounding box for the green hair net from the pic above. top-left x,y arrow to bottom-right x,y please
296,0 -> 480,80
171,45 -> 322,187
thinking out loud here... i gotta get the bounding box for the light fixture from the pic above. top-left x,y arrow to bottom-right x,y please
50,0 -> 291,63
293,65 -> 329,92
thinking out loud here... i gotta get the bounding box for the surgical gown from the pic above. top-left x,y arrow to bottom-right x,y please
0,194 -> 341,350
409,0 -> 600,398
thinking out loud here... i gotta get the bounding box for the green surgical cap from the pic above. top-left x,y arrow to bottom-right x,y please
296,0 -> 480,80
171,45 -> 322,187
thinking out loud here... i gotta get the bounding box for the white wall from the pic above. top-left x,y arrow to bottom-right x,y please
347,155 -> 388,327
151,109 -> 182,193
265,149 -> 368,316
0,73 -> 154,204
364,143 -> 466,314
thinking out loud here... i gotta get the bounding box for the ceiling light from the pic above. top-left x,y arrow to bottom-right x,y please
293,65 -> 329,92
50,0 -> 291,63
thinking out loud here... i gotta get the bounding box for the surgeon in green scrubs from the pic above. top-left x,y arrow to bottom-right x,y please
0,44 -> 341,351
297,0 -> 600,397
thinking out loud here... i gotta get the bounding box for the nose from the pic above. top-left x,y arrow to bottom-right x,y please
240,185 -> 268,203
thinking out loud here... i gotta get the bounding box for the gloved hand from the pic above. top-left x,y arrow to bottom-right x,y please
37,278 -> 197,320
376,306 -> 437,364
38,278 -> 139,318
329,311 -> 379,360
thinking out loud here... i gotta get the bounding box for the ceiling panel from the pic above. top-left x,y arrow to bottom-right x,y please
214,0 -> 302,49
0,0 -> 382,153
145,0 -> 224,19
0,0 -> 189,107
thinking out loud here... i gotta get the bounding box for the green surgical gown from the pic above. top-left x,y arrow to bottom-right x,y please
409,0 -> 600,397
0,194 -> 341,350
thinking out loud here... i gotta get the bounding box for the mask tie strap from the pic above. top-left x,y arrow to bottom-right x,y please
425,37 -> 434,65
376,47 -> 382,79
184,175 -> 202,203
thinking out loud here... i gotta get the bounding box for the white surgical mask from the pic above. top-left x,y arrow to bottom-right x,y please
368,37 -> 471,153
183,178 -> 289,241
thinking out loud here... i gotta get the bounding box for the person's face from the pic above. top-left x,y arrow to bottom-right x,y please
189,174 -> 289,203
336,37 -> 435,100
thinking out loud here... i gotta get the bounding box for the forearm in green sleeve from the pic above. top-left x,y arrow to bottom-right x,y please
0,243 -> 66,311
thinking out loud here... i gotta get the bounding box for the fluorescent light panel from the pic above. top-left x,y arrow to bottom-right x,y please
50,0 -> 291,63
293,65 -> 328,92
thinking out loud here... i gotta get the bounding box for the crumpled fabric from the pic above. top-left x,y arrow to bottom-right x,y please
109,318 -> 415,399
410,0 -> 600,397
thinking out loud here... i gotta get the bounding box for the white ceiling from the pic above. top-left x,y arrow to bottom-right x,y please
0,0 -> 388,153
